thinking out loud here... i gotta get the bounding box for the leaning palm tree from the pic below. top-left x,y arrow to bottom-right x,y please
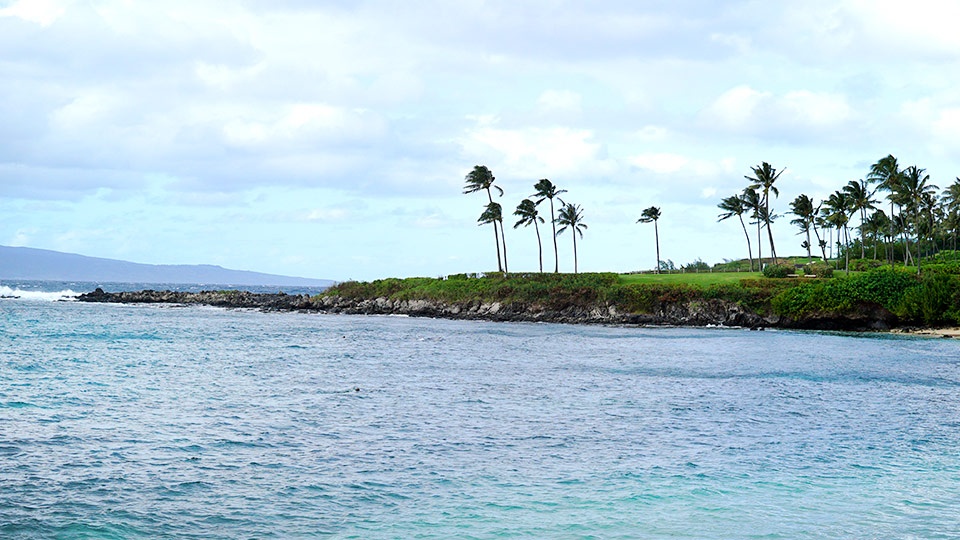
555,203 -> 587,273
823,190 -> 852,272
463,165 -> 505,272
513,199 -> 545,272
717,194 -> 754,271
900,165 -> 938,274
532,179 -> 568,273
842,179 -> 877,258
789,194 -> 816,259
745,162 -> 784,264
477,202 -> 508,272
637,206 -> 662,274
742,187 -> 764,268
867,155 -> 902,266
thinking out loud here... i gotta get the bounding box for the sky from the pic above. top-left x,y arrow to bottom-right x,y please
3,0 -> 960,281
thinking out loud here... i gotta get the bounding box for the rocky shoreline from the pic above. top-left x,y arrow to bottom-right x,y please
75,288 -> 898,331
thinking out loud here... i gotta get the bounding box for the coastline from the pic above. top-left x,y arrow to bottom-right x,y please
75,287 -> 901,332
891,327 -> 960,338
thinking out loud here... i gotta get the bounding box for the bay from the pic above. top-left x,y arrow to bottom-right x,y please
2,296 -> 960,538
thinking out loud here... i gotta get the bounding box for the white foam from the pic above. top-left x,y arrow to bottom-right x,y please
0,286 -> 79,302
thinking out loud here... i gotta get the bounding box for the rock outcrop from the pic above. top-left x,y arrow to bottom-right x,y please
76,288 -> 315,311
76,288 -> 896,330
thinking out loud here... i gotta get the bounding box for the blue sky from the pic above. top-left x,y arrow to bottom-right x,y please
2,0 -> 960,281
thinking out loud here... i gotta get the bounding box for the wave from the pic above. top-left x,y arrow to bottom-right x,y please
0,285 -> 79,302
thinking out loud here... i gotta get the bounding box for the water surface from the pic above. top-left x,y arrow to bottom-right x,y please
2,299 -> 960,538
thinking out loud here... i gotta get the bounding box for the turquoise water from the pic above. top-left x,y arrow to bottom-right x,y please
3,297 -> 960,538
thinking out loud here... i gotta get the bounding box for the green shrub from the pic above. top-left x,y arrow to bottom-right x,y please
762,263 -> 794,279
804,262 -> 834,278
770,268 -> 922,319
896,273 -> 960,325
849,258 -> 884,272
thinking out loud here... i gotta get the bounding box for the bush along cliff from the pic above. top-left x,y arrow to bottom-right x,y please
77,267 -> 960,331
314,268 -> 957,330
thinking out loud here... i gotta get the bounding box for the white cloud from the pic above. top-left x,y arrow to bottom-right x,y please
842,0 -> 960,55
702,85 -> 853,137
221,103 -> 385,148
459,119 -> 606,180
536,90 -> 582,114
0,0 -> 66,26
628,153 -> 723,176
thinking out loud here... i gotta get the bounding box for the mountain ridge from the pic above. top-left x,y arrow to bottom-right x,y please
0,245 -> 335,287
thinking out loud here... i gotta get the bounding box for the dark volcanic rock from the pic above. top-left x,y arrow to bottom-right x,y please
77,288 -> 897,331
76,288 -> 314,311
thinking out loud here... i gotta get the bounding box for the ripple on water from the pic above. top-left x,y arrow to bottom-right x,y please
3,307 -> 960,538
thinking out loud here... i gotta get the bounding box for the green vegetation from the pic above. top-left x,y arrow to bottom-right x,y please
325,261 -> 960,328
445,155 -> 960,328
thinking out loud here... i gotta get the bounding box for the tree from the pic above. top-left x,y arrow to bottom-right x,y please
867,155 -> 902,266
477,201 -> 507,272
842,179 -> 877,259
717,194 -> 754,271
513,199 -> 545,272
555,203 -> 587,273
531,179 -> 568,273
900,165 -> 938,274
745,162 -> 784,264
463,165 -> 506,272
823,190 -> 852,272
637,206 -> 662,274
742,187 -> 764,267
789,194 -> 817,259
941,178 -> 960,251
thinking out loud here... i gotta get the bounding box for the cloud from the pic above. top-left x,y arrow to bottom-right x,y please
701,85 -> 854,139
458,117 -> 609,182
0,0 -> 66,27
536,90 -> 582,114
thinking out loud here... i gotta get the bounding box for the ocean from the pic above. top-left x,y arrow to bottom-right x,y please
2,282 -> 960,538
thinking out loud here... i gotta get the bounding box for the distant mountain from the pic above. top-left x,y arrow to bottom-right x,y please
0,245 -> 335,288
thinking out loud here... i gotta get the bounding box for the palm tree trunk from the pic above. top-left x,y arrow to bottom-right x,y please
534,221 -> 543,273
844,225 -> 850,273
550,199 -> 559,273
654,221 -> 661,275
812,220 -> 826,261
486,188 -> 503,272
890,201 -> 897,267
737,215 -> 753,271
499,220 -> 508,273
765,197 -> 778,264
572,232 -> 578,274
756,220 -> 763,270
806,227 -> 812,259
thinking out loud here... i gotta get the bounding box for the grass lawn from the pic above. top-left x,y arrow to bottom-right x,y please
618,271 -> 762,285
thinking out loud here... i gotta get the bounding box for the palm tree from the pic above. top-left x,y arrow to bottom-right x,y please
842,179 -> 877,259
532,179 -> 568,273
556,203 -> 587,273
823,190 -> 852,272
862,210 -> 891,259
745,162 -> 784,264
900,165 -> 938,273
867,155 -> 902,266
637,206 -> 662,274
717,194 -> 754,271
742,187 -> 763,268
513,199 -> 545,272
941,178 -> 960,251
789,194 -> 816,259
463,165 -> 506,272
477,202 -> 507,271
